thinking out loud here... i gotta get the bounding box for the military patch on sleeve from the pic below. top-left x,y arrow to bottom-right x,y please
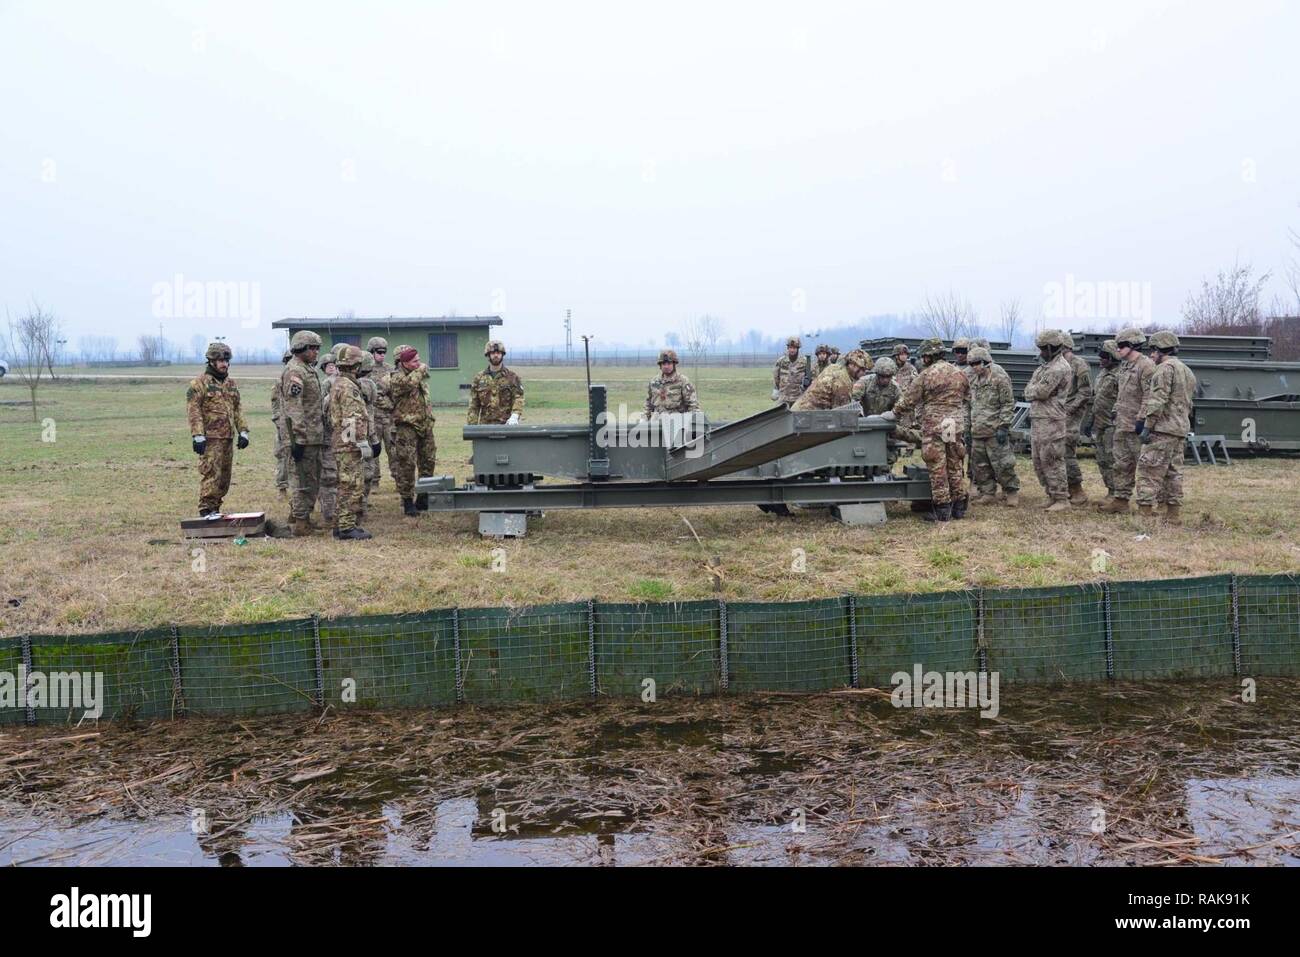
287,375 -> 303,398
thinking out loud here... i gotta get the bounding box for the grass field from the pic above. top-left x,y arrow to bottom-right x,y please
2,363 -> 1298,637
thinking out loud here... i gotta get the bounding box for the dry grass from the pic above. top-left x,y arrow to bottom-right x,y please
2,366 -> 1299,637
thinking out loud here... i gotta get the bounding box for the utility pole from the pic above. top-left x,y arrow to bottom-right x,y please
564,309 -> 572,361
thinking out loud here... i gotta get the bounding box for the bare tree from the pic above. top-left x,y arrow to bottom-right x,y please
698,314 -> 725,357
680,315 -> 709,369
1,303 -> 60,421
998,298 -> 1021,346
1181,260 -> 1271,333
918,289 -> 979,340
138,333 -> 160,364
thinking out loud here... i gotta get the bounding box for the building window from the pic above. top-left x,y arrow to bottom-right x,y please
427,333 -> 458,368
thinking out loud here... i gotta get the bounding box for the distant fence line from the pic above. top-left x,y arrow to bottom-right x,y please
2,574 -> 1297,726
509,352 -> 778,367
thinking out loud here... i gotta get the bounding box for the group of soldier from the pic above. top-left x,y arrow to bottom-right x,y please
765,329 -> 1196,524
185,323 -> 1195,536
186,333 -> 524,540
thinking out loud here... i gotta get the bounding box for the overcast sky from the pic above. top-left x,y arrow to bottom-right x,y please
2,0 -> 1297,352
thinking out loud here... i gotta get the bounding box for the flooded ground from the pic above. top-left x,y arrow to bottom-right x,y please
3,679 -> 1299,866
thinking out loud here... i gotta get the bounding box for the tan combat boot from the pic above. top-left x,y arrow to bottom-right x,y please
1136,503 -> 1155,517
1002,491 -> 1019,507
1068,482 -> 1088,505
1097,497 -> 1129,514
1045,499 -> 1072,512
1163,504 -> 1182,526
970,492 -> 993,506
290,518 -> 316,537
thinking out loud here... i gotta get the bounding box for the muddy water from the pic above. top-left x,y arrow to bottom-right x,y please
2,680 -> 1298,866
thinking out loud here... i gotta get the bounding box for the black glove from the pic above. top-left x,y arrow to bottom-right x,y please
1134,418 -> 1145,434
291,442 -> 305,462
237,432 -> 249,450
995,427 -> 1008,446
370,443 -> 382,458
192,436 -> 206,455
1081,419 -> 1093,439
1139,426 -> 1153,445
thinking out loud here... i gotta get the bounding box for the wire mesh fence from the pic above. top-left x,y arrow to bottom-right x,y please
4,574 -> 1297,725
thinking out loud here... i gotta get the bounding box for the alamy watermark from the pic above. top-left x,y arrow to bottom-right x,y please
151,273 -> 261,329
593,406 -> 704,458
0,667 -> 104,720
890,664 -> 1000,718
1042,274 -> 1151,324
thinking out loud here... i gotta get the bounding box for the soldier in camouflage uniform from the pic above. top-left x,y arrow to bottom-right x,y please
1098,328 -> 1156,515
1086,339 -> 1120,497
966,346 -> 1020,506
468,340 -> 526,425
811,344 -> 832,377
357,351 -> 380,513
791,349 -> 870,410
952,337 -> 971,372
271,349 -> 292,499
1136,331 -> 1196,524
186,341 -> 250,517
852,358 -> 905,462
280,330 -> 325,537
1061,333 -> 1094,505
644,348 -> 700,418
828,345 -> 844,367
389,344 -> 438,516
1023,330 -> 1073,511
367,337 -> 396,482
851,356 -> 901,415
327,345 -> 376,540
772,337 -> 812,403
883,338 -> 970,521
891,344 -> 917,394
319,354 -> 340,526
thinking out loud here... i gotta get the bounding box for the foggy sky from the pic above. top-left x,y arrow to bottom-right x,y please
2,0 -> 1297,353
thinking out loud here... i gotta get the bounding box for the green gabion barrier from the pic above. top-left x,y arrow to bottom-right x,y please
2,574 -> 1298,726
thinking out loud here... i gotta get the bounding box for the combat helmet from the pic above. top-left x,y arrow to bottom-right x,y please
366,336 -> 388,352
873,357 -> 897,377
786,336 -> 802,349
205,341 -> 232,362
658,348 -> 680,365
953,337 -> 971,352
1148,330 -> 1180,351
484,339 -> 506,357
892,343 -> 910,357
973,337 -> 990,349
360,352 -> 375,374
1115,327 -> 1147,348
918,337 -> 945,357
1061,332 -> 1075,351
290,330 -> 322,352
1099,339 -> 1120,361
1035,329 -> 1065,350
815,343 -> 830,356
843,348 -> 870,370
336,344 -> 364,368
968,346 -> 992,364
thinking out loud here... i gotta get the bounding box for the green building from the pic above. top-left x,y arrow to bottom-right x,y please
272,316 -> 503,405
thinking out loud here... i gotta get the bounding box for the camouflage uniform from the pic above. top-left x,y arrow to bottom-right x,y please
389,359 -> 438,503
851,371 -> 901,416
1062,344 -> 1094,493
368,337 -> 396,482
1110,336 -> 1156,502
271,351 -> 291,492
186,354 -> 248,515
773,339 -> 812,403
468,367 -> 526,424
328,362 -> 371,534
1023,336 -> 1072,504
890,348 -> 919,443
1091,350 -> 1120,495
1136,341 -> 1196,508
968,356 -> 1019,496
280,339 -> 326,523
811,348 -> 832,377
644,368 -> 699,418
358,353 -> 379,508
319,370 -> 339,524
893,346 -> 969,506
792,364 -> 854,410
